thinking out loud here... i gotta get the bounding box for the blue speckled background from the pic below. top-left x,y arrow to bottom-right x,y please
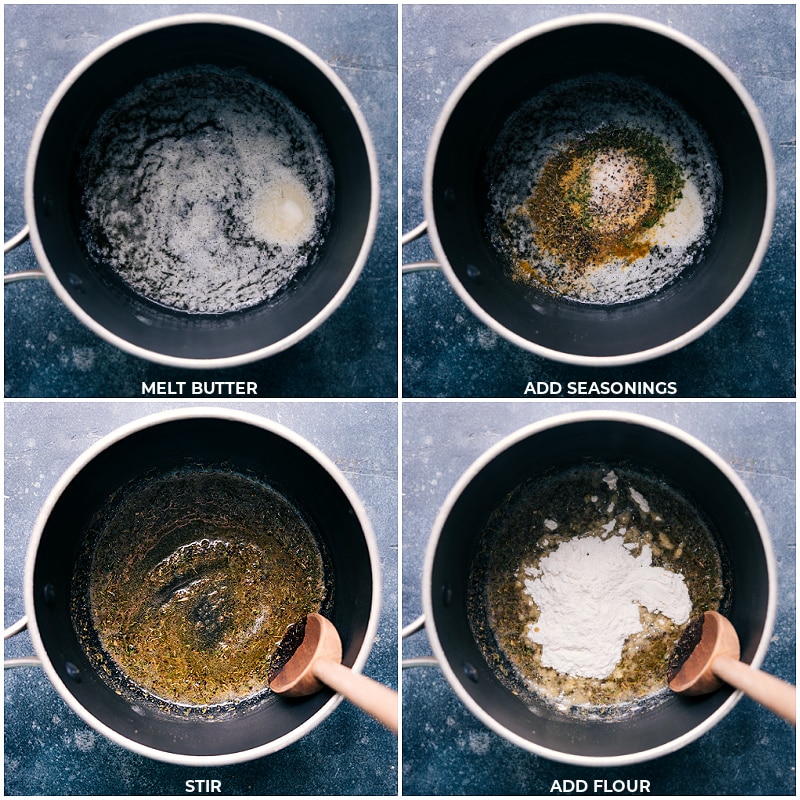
5,401 -> 398,795
4,4 -> 398,398
3,3 -> 797,797
402,4 -> 795,398
401,401 -> 795,795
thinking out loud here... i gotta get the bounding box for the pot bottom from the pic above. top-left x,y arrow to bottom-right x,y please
71,466 -> 329,715
468,462 -> 727,721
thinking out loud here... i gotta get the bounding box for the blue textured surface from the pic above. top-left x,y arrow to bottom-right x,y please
402,4 -> 795,398
4,4 -> 398,398
3,3 -> 797,797
5,401 -> 398,795
401,401 -> 795,795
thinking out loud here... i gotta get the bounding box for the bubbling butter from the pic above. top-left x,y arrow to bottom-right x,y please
79,66 -> 334,315
72,469 -> 327,709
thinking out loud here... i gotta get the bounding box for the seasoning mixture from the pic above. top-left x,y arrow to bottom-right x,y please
79,66 -> 333,314
72,468 -> 327,709
485,76 -> 721,304
468,465 -> 726,717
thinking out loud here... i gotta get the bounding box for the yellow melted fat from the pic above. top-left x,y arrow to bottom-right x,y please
76,469 -> 326,708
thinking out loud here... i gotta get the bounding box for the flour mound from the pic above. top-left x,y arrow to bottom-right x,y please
523,534 -> 691,679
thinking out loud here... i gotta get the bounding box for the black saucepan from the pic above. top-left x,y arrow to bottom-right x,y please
422,411 -> 776,764
422,14 -> 775,364
17,14 -> 378,368
19,408 -> 380,765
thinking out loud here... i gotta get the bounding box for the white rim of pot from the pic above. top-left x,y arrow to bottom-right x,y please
423,13 -> 777,366
23,406 -> 382,766
422,410 -> 777,766
24,13 -> 380,369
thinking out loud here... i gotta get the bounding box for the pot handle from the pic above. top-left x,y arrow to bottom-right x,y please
401,221 -> 442,274
401,614 -> 439,669
4,615 -> 43,669
4,225 -> 46,283
4,225 -> 30,254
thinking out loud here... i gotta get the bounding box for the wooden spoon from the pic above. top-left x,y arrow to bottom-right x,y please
668,611 -> 795,726
268,613 -> 398,733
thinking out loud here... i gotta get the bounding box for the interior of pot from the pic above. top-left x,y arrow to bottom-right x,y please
31,20 -> 374,362
427,419 -> 772,760
30,417 -> 375,759
430,22 -> 770,359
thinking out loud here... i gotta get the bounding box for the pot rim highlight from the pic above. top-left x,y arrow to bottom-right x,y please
422,409 -> 777,766
23,406 -> 382,766
23,13 -> 380,369
422,13 -> 776,366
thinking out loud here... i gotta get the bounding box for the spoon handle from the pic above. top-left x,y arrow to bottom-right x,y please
313,658 -> 399,733
712,656 -> 796,726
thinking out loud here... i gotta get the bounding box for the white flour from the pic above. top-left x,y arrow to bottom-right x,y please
523,534 -> 691,679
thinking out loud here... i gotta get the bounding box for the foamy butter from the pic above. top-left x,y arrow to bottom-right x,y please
79,66 -> 334,314
647,177 -> 706,251
250,173 -> 317,247
524,534 -> 691,679
486,75 -> 722,304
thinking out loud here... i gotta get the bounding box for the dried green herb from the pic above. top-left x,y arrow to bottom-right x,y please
524,126 -> 685,270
